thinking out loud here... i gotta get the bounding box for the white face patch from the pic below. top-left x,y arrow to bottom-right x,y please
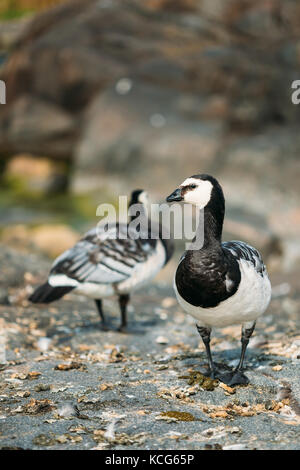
134,191 -> 149,219
137,191 -> 149,207
180,178 -> 213,208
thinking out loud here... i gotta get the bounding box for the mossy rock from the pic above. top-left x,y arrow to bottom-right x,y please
180,371 -> 219,391
160,411 -> 196,422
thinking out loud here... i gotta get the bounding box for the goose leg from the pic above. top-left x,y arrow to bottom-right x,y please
95,299 -> 109,331
196,324 -> 232,381
118,294 -> 130,332
196,325 -> 217,378
221,321 -> 256,386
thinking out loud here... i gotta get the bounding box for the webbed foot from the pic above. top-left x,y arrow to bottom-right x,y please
99,321 -> 112,332
116,324 -> 146,334
218,369 -> 249,386
201,362 -> 231,381
117,324 -> 128,333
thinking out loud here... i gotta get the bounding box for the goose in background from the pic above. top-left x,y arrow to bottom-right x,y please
29,189 -> 174,332
166,174 -> 271,385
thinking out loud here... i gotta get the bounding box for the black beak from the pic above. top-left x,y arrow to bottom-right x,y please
166,188 -> 183,202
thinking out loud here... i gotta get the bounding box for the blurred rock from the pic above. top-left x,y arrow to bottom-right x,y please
1,225 -> 34,251
6,154 -> 53,179
0,242 -> 50,288
0,17 -> 30,50
36,337 -> 52,352
0,0 -> 299,273
30,224 -> 79,258
1,0 -> 300,168
73,81 -> 223,190
5,154 -> 68,193
1,224 -> 79,259
0,96 -> 75,158
0,287 -> 10,305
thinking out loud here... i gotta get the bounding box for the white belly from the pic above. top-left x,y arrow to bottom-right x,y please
116,240 -> 166,294
174,259 -> 271,328
48,273 -> 115,298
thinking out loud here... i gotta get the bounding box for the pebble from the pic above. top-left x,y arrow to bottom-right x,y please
35,384 -> 50,392
36,337 -> 52,352
223,443 -> 248,450
155,336 -> 169,344
115,78 -> 132,95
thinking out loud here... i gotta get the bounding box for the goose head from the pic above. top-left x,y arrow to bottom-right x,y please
129,189 -> 149,207
166,174 -> 224,211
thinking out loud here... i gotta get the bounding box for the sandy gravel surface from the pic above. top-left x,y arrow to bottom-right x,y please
0,245 -> 299,450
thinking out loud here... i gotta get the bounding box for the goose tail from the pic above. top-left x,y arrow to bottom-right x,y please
29,282 -> 74,304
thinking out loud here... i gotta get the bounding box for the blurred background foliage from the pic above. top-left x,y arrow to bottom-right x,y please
0,0 -> 66,19
0,0 -> 299,276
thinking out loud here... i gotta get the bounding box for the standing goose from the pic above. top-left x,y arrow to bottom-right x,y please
166,174 -> 271,385
29,189 -> 174,332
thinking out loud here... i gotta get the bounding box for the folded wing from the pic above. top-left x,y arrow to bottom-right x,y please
50,224 -> 157,285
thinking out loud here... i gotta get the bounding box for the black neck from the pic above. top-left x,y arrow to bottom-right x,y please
203,204 -> 224,246
129,203 -> 148,223
190,199 -> 224,251
128,201 -> 174,262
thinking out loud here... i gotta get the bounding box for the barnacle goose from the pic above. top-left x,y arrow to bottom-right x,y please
29,189 -> 174,332
166,174 -> 271,385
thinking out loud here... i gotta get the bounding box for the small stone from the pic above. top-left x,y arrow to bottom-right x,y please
24,399 -> 53,414
157,365 -> 169,370
56,435 -> 68,444
210,410 -> 228,419
115,78 -> 132,95
16,391 -> 31,398
150,113 -> 166,128
54,362 -> 87,371
223,444 -> 248,450
32,434 -> 57,447
230,427 -> 242,434
155,336 -> 169,344
36,337 -> 52,352
27,371 -> 42,380
219,382 -> 236,395
161,297 -> 176,308
35,384 -> 50,392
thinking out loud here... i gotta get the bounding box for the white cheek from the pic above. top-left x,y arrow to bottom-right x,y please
184,181 -> 212,207
139,193 -> 149,206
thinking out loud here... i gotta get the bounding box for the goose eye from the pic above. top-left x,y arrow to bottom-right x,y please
190,184 -> 197,189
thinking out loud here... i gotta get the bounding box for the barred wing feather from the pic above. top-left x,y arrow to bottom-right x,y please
50,224 -> 157,285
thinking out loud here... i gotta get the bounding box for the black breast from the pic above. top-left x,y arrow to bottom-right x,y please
175,247 -> 241,308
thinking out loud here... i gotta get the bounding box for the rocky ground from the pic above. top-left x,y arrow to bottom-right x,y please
0,244 -> 299,450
